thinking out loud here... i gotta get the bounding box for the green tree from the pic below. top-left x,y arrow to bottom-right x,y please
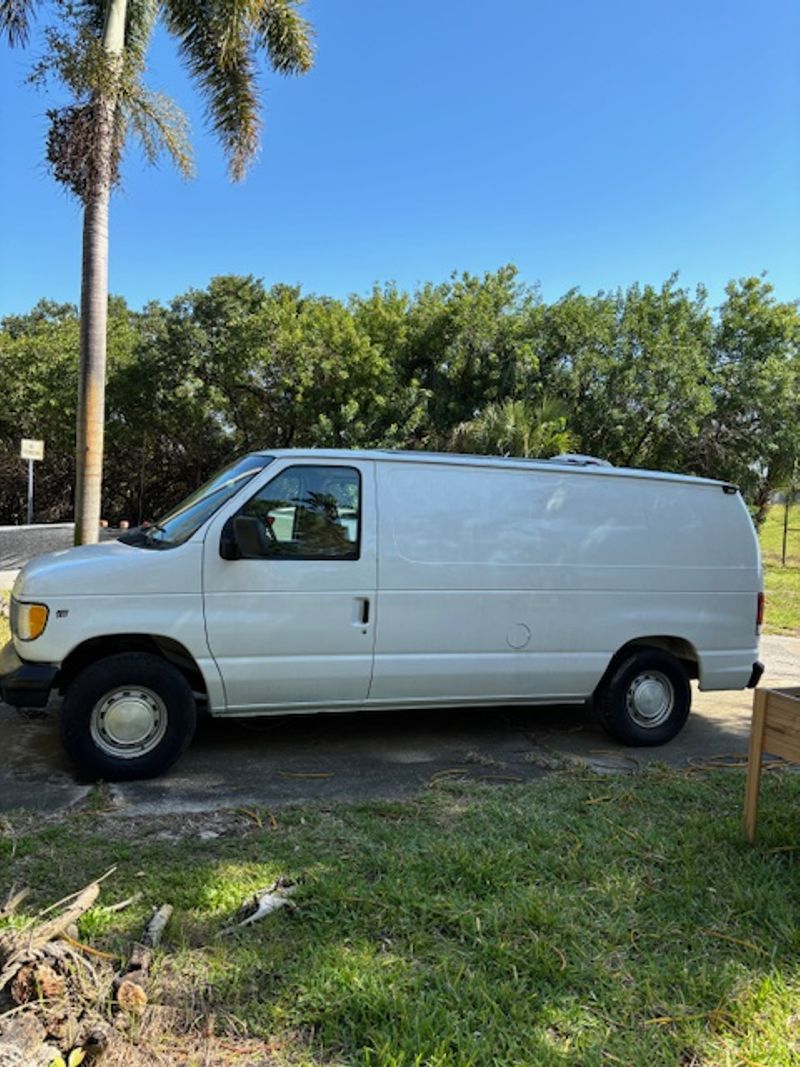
0,296 -> 137,522
2,0 -> 314,542
694,277 -> 800,524
149,275 -> 428,459
105,297 -> 232,524
558,278 -> 714,470
398,266 -> 541,438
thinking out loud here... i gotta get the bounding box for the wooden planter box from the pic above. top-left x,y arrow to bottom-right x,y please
744,686 -> 800,843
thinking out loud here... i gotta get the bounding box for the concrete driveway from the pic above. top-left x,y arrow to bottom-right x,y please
1,634 -> 797,816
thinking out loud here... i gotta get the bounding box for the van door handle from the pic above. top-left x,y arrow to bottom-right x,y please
353,597 -> 370,627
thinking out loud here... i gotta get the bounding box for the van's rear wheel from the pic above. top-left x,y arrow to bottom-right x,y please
596,648 -> 690,746
61,652 -> 196,781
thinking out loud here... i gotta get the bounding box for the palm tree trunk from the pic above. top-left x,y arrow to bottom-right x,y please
74,0 -> 127,545
75,162 -> 111,543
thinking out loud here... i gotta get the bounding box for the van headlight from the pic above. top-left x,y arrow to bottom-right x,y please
11,599 -> 49,641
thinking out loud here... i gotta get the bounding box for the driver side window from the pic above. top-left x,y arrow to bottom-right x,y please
241,465 -> 360,560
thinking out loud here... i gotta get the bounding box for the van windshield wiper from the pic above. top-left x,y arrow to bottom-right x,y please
118,521 -> 170,548
141,522 -> 174,548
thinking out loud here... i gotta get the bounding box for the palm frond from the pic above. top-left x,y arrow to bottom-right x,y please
257,0 -> 314,74
124,0 -> 159,64
62,0 -> 104,36
164,0 -> 313,180
28,22 -> 106,95
123,87 -> 195,178
164,0 -> 262,180
214,0 -> 263,66
0,0 -> 38,45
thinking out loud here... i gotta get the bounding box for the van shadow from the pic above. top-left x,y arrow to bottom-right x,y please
110,689 -> 758,813
0,688 -> 758,815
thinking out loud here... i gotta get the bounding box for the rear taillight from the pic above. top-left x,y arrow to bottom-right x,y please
756,592 -> 765,631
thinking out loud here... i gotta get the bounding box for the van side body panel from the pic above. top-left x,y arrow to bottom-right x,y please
371,462 -> 760,703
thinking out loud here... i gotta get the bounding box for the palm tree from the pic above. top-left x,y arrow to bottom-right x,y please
449,397 -> 578,459
2,0 -> 314,543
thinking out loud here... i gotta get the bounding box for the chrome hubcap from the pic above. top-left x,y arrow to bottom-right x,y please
626,670 -> 674,728
90,687 -> 167,759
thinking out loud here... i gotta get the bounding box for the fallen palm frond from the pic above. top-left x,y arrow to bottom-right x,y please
0,887 -> 29,920
0,881 -> 102,994
0,875 -> 174,1065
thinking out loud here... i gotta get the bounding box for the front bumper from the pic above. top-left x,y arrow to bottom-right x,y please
746,660 -> 765,689
0,640 -> 59,708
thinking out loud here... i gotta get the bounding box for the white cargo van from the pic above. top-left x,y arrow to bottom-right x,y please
0,450 -> 763,780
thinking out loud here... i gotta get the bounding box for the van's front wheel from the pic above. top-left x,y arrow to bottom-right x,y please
596,648 -> 690,746
61,652 -> 197,780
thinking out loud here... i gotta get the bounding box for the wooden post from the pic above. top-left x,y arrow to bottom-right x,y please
744,689 -> 768,844
782,493 -> 791,567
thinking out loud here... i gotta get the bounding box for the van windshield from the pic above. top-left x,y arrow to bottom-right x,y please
120,455 -> 271,549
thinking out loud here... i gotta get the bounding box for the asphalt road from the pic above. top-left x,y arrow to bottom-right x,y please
1,634 -> 797,817
0,524 -> 119,573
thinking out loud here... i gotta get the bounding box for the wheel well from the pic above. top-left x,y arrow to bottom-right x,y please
57,635 -> 208,697
597,636 -> 699,693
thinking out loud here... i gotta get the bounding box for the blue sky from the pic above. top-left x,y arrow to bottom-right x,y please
1,0 -> 798,315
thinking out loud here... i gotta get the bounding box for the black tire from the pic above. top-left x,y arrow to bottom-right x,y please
60,652 -> 197,781
595,647 -> 691,746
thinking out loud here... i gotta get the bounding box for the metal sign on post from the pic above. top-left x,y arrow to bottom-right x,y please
21,439 -> 44,461
20,439 -> 44,525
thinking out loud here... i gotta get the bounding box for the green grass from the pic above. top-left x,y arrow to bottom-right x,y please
3,770 -> 800,1065
760,504 -> 800,635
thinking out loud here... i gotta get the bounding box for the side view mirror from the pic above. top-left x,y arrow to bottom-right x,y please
219,517 -> 239,560
232,514 -> 274,558
220,515 -> 273,560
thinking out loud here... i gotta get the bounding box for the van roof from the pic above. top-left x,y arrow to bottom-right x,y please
252,449 -> 733,491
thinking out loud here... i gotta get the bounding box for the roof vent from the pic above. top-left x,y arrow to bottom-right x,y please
547,453 -> 613,468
